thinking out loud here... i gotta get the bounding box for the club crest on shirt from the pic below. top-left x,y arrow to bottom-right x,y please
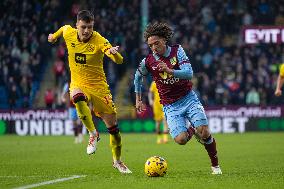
170,57 -> 177,65
86,43 -> 95,52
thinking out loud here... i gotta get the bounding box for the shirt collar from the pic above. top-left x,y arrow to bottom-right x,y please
153,46 -> 171,60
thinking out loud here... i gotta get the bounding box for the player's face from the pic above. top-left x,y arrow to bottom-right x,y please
147,36 -> 167,56
76,20 -> 94,42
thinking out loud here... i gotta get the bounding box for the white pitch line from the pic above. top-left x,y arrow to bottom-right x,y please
13,175 -> 87,189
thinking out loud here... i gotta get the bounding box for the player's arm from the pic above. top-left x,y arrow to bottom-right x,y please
48,25 -> 70,43
102,40 -> 124,64
134,58 -> 148,112
275,66 -> 284,96
157,45 -> 193,79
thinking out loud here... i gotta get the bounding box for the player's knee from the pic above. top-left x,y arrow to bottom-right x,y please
196,125 -> 210,139
72,93 -> 87,103
108,124 -> 120,135
174,133 -> 188,145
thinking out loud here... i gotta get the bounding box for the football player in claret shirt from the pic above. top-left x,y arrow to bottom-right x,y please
48,10 -> 131,174
148,81 -> 169,144
134,22 -> 222,175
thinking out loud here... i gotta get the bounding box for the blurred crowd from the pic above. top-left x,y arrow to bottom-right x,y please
0,0 -> 68,108
134,0 -> 284,106
1,0 -> 284,109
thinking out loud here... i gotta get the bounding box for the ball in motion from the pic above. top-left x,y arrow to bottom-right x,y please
145,156 -> 168,177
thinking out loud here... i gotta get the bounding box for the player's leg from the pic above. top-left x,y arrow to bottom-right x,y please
185,91 -> 222,174
92,92 -> 131,173
70,88 -> 98,154
100,113 -> 132,174
163,105 -> 193,145
196,125 -> 221,174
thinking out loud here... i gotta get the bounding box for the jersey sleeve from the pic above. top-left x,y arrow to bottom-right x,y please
173,45 -> 193,79
97,33 -> 124,64
53,25 -> 71,40
134,58 -> 148,93
177,45 -> 191,65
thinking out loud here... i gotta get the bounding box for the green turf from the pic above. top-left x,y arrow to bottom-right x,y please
0,133 -> 284,189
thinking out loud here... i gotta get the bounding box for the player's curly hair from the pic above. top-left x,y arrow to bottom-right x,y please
143,22 -> 173,43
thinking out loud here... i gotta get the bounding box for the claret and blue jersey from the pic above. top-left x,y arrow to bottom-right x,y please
134,44 -> 208,138
134,45 -> 194,105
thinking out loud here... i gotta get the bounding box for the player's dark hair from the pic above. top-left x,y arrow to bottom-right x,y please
143,22 -> 173,43
77,10 -> 94,22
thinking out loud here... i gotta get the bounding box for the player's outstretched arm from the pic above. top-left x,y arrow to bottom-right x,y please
106,46 -> 124,64
48,34 -> 57,43
47,25 -> 68,44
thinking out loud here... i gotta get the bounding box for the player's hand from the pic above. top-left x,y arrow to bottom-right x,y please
136,100 -> 146,113
109,46 -> 119,54
275,89 -> 282,96
157,61 -> 173,74
48,34 -> 57,43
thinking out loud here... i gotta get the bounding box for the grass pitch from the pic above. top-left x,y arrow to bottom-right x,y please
0,133 -> 284,189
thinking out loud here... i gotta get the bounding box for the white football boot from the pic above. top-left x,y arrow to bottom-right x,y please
211,165 -> 222,175
113,161 -> 132,174
86,135 -> 98,155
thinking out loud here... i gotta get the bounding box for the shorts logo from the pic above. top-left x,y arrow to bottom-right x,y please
75,53 -> 86,64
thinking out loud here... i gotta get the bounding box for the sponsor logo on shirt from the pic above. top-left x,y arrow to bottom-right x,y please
158,72 -> 179,84
75,53 -> 86,64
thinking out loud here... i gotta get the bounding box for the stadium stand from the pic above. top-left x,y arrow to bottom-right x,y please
0,0 -> 69,108
1,0 -> 284,110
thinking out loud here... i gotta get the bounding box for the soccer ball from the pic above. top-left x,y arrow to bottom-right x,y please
144,156 -> 168,177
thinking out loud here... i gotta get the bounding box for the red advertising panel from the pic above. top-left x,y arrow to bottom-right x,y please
243,26 -> 284,44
